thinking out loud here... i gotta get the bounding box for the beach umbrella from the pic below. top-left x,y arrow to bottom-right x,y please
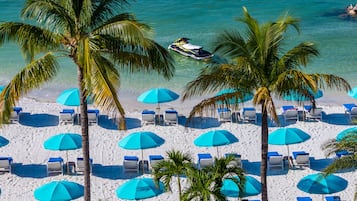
119,131 -> 165,173
336,127 -> 357,142
116,178 -> 165,200
0,135 -> 9,147
137,88 -> 179,112
194,130 -> 238,156
56,88 -> 93,107
221,175 -> 261,198
215,88 -> 253,105
297,173 -> 348,195
0,86 -> 4,93
44,133 -> 82,172
34,180 -> 84,201
283,89 -> 323,101
348,86 -> 357,99
268,128 -> 311,157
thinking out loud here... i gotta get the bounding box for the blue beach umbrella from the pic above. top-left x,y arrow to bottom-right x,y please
297,173 -> 348,195
283,89 -> 323,101
194,130 -> 238,156
137,88 -> 179,114
336,127 -> 357,142
116,178 -> 165,200
0,135 -> 9,147
215,88 -> 253,105
221,175 -> 261,198
268,128 -> 311,157
0,86 -> 4,93
56,88 -> 93,107
34,180 -> 84,201
119,131 -> 165,173
348,86 -> 357,99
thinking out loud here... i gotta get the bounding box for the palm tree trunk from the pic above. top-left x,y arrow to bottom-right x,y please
177,176 -> 182,200
77,66 -> 91,201
261,104 -> 269,201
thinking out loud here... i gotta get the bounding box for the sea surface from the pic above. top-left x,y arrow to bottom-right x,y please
0,0 -> 357,102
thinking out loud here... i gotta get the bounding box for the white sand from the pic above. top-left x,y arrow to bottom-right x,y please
0,95 -> 356,201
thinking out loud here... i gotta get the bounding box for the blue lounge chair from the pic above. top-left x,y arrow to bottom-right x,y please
267,152 -> 283,170
76,157 -> 93,174
197,153 -> 213,169
325,196 -> 341,201
282,105 -> 298,122
59,109 -> 75,125
141,110 -> 156,126
0,157 -> 13,173
343,103 -> 357,121
88,109 -> 100,125
241,107 -> 257,123
225,153 -> 242,168
47,157 -> 64,175
296,197 -> 312,201
164,110 -> 178,125
292,151 -> 310,168
149,155 -> 164,170
217,108 -> 232,123
123,156 -> 139,173
335,150 -> 353,158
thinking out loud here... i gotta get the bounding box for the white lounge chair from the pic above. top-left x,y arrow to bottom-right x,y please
0,157 -> 13,173
149,155 -> 164,170
305,108 -> 323,121
267,152 -> 284,170
164,110 -> 178,125
292,151 -> 310,168
76,157 -> 93,174
88,109 -> 99,125
123,156 -> 139,173
241,108 -> 257,123
9,107 -> 22,123
197,153 -> 213,169
47,157 -> 64,176
59,109 -> 75,125
225,153 -> 242,168
217,108 -> 232,123
344,103 -> 357,121
141,110 -> 156,126
282,106 -> 298,122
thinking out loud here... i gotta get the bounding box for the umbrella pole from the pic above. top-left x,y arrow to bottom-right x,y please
141,149 -> 144,174
66,151 -> 69,174
216,147 -> 219,157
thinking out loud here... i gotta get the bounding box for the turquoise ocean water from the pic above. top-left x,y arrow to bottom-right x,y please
0,0 -> 357,102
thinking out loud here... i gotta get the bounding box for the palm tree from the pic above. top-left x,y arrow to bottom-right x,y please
321,134 -> 357,200
0,0 -> 174,200
182,7 -> 351,201
152,150 -> 193,200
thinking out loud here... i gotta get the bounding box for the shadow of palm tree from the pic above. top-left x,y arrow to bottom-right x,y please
92,164 -> 140,180
309,157 -> 334,171
12,163 -> 47,178
20,113 -> 59,127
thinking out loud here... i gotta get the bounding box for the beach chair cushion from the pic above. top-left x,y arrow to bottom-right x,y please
297,197 -> 312,201
325,196 -> 341,201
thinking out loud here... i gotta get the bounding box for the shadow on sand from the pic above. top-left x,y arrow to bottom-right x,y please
19,113 -> 59,127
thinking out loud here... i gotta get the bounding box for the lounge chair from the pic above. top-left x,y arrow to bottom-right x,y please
296,197 -> 312,201
292,151 -> 310,168
141,110 -> 156,126
217,108 -> 232,123
305,107 -> 323,121
225,153 -> 242,168
59,109 -> 75,125
267,152 -> 284,170
47,157 -> 64,176
343,103 -> 357,121
149,155 -> 164,170
282,106 -> 299,122
241,107 -> 257,123
10,107 -> 22,123
335,150 -> 353,158
76,157 -> 93,174
325,196 -> 341,201
0,157 -> 13,173
123,156 -> 139,173
164,110 -> 178,125
197,153 -> 213,169
88,109 -> 99,125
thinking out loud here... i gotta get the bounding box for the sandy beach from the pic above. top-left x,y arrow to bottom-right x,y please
0,92 -> 356,201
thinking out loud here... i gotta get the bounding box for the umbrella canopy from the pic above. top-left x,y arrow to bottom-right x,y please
116,178 -> 165,200
56,88 -> 93,106
0,86 -> 4,93
348,86 -> 357,99
34,180 -> 84,201
0,135 -> 9,147
336,127 -> 357,142
297,173 -> 348,195
221,175 -> 261,198
268,128 -> 311,145
44,133 -> 82,151
215,89 -> 253,105
194,130 -> 238,156
137,88 -> 179,104
283,89 -> 323,101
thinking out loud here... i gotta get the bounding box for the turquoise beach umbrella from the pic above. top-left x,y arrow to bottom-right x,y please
34,180 -> 84,201
297,173 -> 348,195
0,86 -> 4,93
56,88 -> 93,107
0,136 -> 9,147
348,86 -> 357,99
44,133 -> 82,151
194,130 -> 238,156
283,89 -> 323,101
215,88 -> 253,104
221,175 -> 261,198
137,88 -> 179,104
268,128 -> 310,157
116,178 -> 165,200
336,127 -> 357,142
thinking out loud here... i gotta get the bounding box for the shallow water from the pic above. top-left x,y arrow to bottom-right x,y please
0,0 -> 356,101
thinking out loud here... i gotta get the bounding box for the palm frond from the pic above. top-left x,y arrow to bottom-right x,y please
0,53 -> 58,124
91,0 -> 131,28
